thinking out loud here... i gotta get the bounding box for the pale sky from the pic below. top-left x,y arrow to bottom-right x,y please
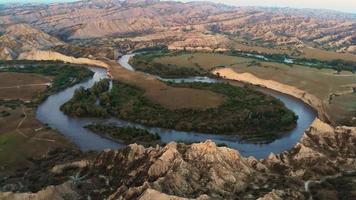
178,0 -> 356,14
0,0 -> 355,14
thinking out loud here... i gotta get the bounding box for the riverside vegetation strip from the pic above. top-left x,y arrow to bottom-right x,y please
61,79 -> 297,142
129,50 -> 356,79
85,124 -> 161,146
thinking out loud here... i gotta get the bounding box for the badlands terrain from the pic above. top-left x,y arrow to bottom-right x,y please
0,0 -> 355,199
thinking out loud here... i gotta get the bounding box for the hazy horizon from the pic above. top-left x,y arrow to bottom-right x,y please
0,0 -> 355,14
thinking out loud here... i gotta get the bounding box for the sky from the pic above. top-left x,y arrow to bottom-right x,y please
0,0 -> 355,14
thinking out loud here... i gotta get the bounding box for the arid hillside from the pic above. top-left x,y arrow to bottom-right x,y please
0,0 -> 355,55
0,24 -> 63,60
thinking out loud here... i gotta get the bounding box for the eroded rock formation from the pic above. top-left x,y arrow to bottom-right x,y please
2,119 -> 354,200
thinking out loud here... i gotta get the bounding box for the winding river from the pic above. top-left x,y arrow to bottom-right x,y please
36,54 -> 316,159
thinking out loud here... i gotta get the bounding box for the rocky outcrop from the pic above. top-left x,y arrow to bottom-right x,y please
168,33 -> 230,52
50,160 -> 89,175
0,119 -> 355,199
0,182 -> 78,200
91,141 -> 264,199
138,189 -> 210,200
18,50 -> 109,69
0,47 -> 16,60
89,120 -> 354,200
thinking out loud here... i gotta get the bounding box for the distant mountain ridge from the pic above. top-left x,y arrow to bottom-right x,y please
0,0 -> 355,58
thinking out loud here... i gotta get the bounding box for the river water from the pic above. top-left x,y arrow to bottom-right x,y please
36,54 -> 316,159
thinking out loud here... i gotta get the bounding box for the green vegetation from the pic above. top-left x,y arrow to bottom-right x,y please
60,79 -> 110,117
0,100 -> 22,109
62,79 -> 297,140
136,51 -> 356,125
0,60 -> 94,103
132,45 -> 168,53
85,124 -> 161,146
133,50 -> 355,77
229,50 -> 356,73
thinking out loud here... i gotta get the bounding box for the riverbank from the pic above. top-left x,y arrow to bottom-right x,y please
27,52 -> 314,158
213,68 -> 329,123
143,50 -> 355,126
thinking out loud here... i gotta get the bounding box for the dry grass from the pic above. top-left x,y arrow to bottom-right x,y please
233,42 -> 356,62
0,72 -> 75,176
107,60 -> 226,110
0,106 -> 76,176
0,73 -> 51,101
302,47 -> 356,62
154,52 -> 254,70
327,93 -> 356,124
153,52 -> 356,125
227,62 -> 356,125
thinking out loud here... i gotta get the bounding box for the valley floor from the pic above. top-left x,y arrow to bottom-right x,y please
0,49 -> 355,199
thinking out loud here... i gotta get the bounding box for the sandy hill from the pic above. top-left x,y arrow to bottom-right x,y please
0,24 -> 63,60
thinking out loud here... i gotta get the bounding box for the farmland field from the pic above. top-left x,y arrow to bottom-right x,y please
0,62 -> 93,176
0,73 -> 51,101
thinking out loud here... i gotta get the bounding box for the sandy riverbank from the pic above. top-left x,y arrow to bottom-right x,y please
18,50 -> 110,69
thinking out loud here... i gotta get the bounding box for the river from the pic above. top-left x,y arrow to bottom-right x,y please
36,54 -> 316,159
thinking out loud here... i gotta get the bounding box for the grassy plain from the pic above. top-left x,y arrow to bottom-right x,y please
107,60 -> 226,110
301,47 -> 356,62
154,53 -> 254,70
150,52 -> 356,125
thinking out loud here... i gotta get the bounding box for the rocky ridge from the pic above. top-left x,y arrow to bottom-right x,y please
0,0 -> 355,54
1,119 -> 355,199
